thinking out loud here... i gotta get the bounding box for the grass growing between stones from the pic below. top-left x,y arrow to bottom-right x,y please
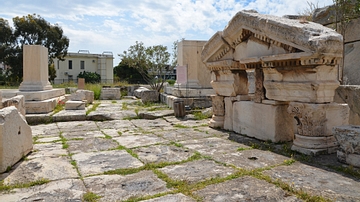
192,111 -> 211,120
59,133 -> 68,149
86,103 -> 100,115
83,191 -> 102,202
52,101 -> 65,115
122,102 -> 129,110
173,124 -> 189,128
0,178 -> 50,192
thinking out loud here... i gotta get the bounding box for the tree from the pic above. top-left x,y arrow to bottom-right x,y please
119,41 -> 171,92
0,14 -> 69,82
113,61 -> 145,84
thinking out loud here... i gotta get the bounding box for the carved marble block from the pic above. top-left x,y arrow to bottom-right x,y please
264,65 -> 340,103
210,70 -> 248,97
288,102 -> 349,155
209,95 -> 225,129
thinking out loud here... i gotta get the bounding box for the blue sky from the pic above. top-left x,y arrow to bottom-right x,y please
1,0 -> 333,66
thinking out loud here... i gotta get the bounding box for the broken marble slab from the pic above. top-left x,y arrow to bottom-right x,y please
83,170 -> 169,201
72,150 -> 143,176
159,160 -> 236,184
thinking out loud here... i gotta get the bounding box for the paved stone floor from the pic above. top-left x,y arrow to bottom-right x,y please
1,100 -> 360,201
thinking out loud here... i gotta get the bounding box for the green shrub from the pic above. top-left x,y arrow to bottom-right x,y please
167,79 -> 176,85
78,71 -> 101,83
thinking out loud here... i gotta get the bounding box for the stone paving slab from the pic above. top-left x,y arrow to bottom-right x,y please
143,193 -> 195,202
0,179 -> 86,202
130,118 -> 172,129
113,134 -> 167,148
156,128 -> 214,141
56,121 -> 98,132
194,176 -> 301,202
53,109 -> 86,122
212,149 -> 290,169
27,143 -> 66,159
67,137 -> 119,154
139,110 -> 174,119
181,137 -> 250,156
159,160 -> 236,183
101,128 -> 121,137
61,130 -> 105,139
30,123 -> 60,137
3,156 -> 78,185
72,150 -> 143,176
35,136 -> 61,143
83,170 -> 169,201
134,145 -> 194,164
96,120 -> 136,130
263,162 -> 360,201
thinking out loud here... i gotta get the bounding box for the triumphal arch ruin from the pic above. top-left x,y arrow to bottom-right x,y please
202,10 -> 349,155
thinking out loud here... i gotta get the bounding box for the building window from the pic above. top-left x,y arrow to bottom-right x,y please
80,61 -> 85,70
68,60 -> 72,69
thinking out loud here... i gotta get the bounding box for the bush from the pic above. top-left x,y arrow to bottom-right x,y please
167,79 -> 175,85
78,71 -> 101,83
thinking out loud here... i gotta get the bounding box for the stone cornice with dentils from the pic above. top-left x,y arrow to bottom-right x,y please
202,10 -> 343,71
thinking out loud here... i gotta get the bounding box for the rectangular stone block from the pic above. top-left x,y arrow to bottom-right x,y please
263,65 -> 340,103
233,101 -> 294,142
65,101 -> 86,110
25,98 -> 57,114
2,95 -> 26,117
0,106 -> 32,173
17,89 -> 65,101
78,78 -> 85,90
100,88 -> 121,100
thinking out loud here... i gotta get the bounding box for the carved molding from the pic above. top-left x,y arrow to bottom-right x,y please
288,103 -> 327,137
211,95 -> 225,116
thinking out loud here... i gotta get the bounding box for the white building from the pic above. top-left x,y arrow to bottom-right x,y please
54,50 -> 114,84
